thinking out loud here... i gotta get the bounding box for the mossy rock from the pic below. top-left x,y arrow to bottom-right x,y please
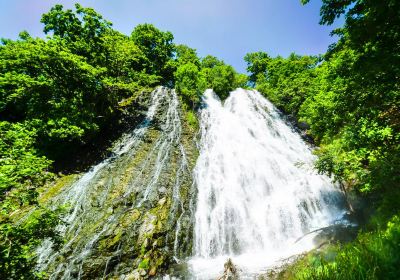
138,258 -> 150,270
39,174 -> 78,204
38,89 -> 200,278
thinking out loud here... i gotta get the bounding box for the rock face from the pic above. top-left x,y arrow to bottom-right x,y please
36,88 -> 198,279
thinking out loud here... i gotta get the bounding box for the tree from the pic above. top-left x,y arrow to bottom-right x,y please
174,63 -> 200,108
131,24 -> 175,83
245,52 -> 318,116
175,44 -> 200,67
41,4 -> 112,61
244,52 -> 270,85
0,122 -> 61,280
299,0 -> 400,193
199,65 -> 237,100
174,53 -> 245,105
0,208 -> 62,280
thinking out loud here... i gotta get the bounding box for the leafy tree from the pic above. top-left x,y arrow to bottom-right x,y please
0,208 -> 63,280
131,24 -> 175,83
0,37 -> 110,154
244,51 -> 270,86
198,56 -> 245,100
298,0 -> 400,193
174,53 -> 245,105
174,63 -> 200,107
0,122 -> 51,209
175,44 -> 200,67
0,122 -> 61,280
100,31 -> 160,93
245,52 -> 318,117
41,3 -> 112,61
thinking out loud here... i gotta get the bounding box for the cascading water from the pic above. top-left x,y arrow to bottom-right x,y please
36,87 -> 197,279
189,89 -> 346,279
35,87 -> 347,279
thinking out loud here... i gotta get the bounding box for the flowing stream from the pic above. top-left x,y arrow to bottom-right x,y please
189,89 -> 346,279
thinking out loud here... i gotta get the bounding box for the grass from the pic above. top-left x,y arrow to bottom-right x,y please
280,215 -> 400,280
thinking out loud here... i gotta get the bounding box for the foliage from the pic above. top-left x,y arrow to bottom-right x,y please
246,0 -> 400,195
175,62 -> 200,107
185,111 -> 199,130
0,121 -> 61,280
41,4 -> 112,41
41,3 -> 112,64
244,51 -> 270,86
0,122 -> 52,210
0,37 -> 107,151
244,52 -> 319,117
174,50 -> 247,108
0,3 -> 245,278
245,1 -> 400,278
131,23 -> 175,84
0,5 -> 175,160
198,56 -> 240,100
0,208 -> 63,280
284,215 -> 400,280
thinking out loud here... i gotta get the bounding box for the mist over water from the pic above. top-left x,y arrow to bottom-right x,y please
190,89 -> 346,278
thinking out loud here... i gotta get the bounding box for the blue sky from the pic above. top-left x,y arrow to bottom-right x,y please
0,0 -> 342,73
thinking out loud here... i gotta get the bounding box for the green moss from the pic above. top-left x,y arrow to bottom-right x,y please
111,230 -> 123,246
39,174 -> 78,204
9,205 -> 35,222
185,110 -> 198,130
131,209 -> 141,221
148,197 -> 171,232
138,258 -> 150,270
99,228 -> 123,251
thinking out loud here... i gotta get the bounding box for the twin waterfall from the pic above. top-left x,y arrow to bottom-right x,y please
36,88 -> 346,279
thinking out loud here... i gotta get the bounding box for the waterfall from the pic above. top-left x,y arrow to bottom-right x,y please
190,89 -> 346,279
35,87 -> 347,279
36,87 -> 196,279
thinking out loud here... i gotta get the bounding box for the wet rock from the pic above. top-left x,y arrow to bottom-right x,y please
258,254 -> 306,280
158,186 -> 167,194
297,121 -> 310,130
125,270 -> 143,280
139,214 -> 157,239
149,266 -> 157,276
37,88 -> 199,278
218,258 -> 239,280
158,197 -> 167,206
139,268 -> 147,276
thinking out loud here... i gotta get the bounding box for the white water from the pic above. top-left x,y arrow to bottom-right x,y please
36,87 -> 347,279
190,89 -> 345,279
36,87 -> 192,279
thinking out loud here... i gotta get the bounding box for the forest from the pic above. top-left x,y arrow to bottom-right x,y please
245,1 -> 400,279
0,0 -> 399,279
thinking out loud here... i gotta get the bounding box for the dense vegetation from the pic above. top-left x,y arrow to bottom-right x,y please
0,4 -> 244,279
1,0 -> 399,279
282,215 -> 400,280
246,0 -> 400,278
